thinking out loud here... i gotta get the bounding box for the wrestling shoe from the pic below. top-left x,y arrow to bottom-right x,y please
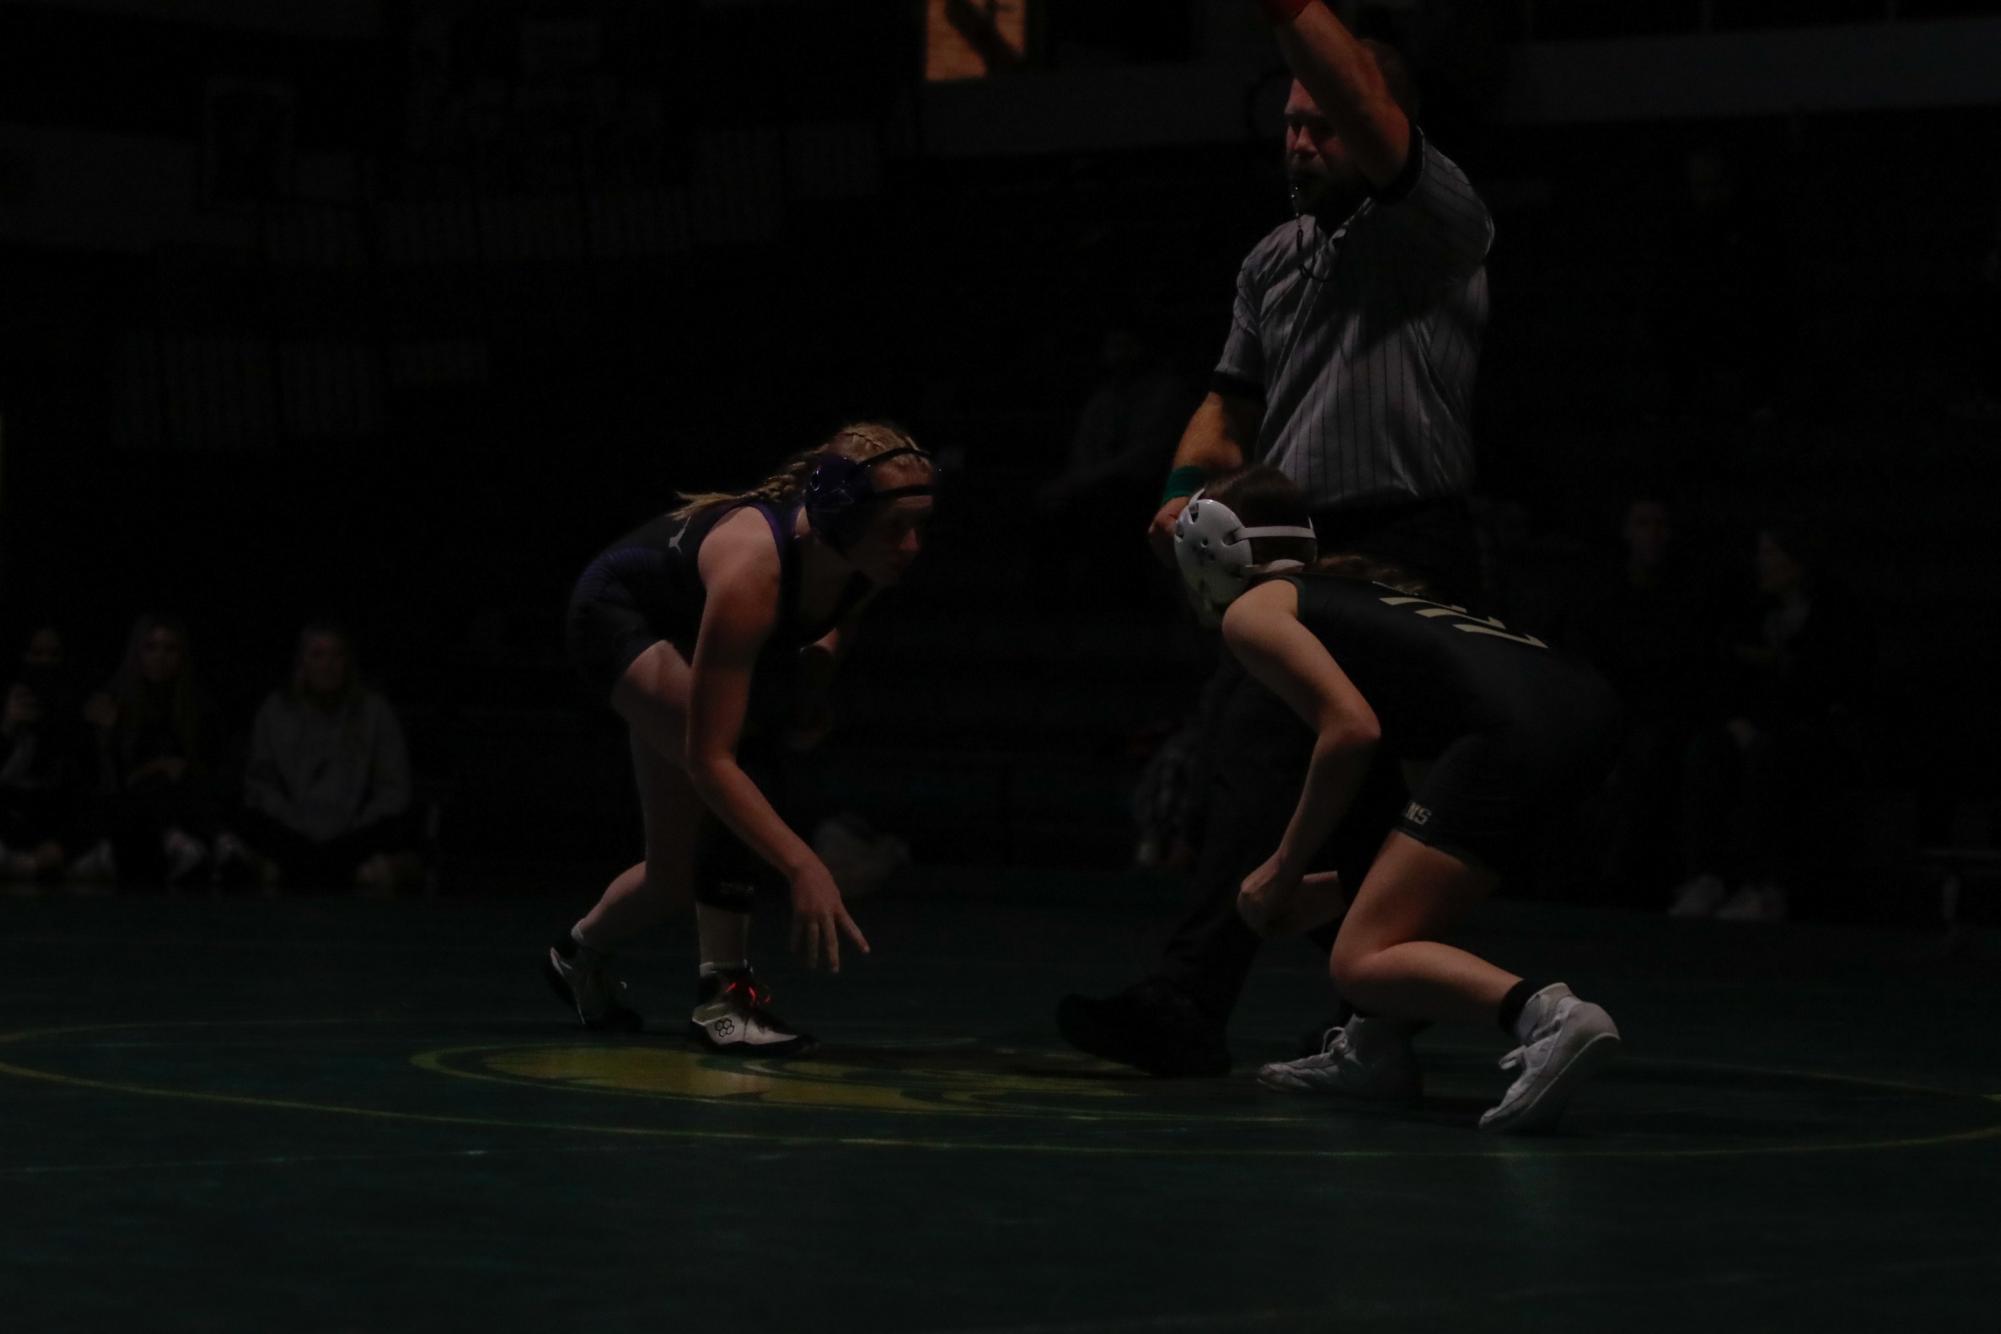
1478,983 -> 1620,1134
1055,980 -> 1230,1077
688,966 -> 814,1056
1259,1015 -> 1422,1101
1294,999 -> 1359,1058
543,934 -> 644,1032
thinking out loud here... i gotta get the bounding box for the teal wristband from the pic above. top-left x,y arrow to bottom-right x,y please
1162,466 -> 1211,503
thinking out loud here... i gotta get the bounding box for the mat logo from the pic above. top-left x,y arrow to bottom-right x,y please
468,1043 -> 1150,1118
1404,801 -> 1432,826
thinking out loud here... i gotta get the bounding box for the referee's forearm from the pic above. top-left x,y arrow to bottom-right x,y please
1170,391 -> 1254,476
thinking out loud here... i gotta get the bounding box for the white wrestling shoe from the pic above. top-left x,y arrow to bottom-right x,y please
689,966 -> 814,1057
1258,1014 -> 1422,1102
1479,983 -> 1620,1134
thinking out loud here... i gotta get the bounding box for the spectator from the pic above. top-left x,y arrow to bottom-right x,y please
1669,518 -> 1874,922
1,626 -> 99,883
224,621 -> 420,893
92,613 -> 224,888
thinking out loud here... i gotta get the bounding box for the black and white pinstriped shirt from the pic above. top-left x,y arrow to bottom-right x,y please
1214,127 -> 1493,514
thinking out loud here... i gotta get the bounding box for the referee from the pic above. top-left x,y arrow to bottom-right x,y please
1059,0 -> 1495,1076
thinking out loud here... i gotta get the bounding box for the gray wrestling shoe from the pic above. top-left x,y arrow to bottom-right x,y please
1479,983 -> 1620,1134
1258,1014 -> 1423,1102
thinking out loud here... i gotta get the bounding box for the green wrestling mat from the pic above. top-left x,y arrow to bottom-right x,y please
3,874 -> 1995,1333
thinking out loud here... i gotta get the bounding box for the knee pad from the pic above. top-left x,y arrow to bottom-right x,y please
694,877 -> 757,912
693,825 -> 781,912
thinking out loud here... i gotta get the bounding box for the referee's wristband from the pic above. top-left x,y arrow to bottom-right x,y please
1255,0 -> 1316,23
1162,466 -> 1212,504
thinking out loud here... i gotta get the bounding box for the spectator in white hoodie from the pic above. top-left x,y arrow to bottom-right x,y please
225,621 -> 419,893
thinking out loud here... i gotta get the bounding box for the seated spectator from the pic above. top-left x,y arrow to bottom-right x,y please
1,625 -> 99,883
1668,517 -> 1875,922
223,621 -> 422,893
91,613 -> 224,888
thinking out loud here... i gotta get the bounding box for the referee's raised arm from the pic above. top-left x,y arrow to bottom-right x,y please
1256,0 -> 1412,192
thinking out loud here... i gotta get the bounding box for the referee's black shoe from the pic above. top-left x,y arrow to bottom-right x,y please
1056,980 -> 1230,1077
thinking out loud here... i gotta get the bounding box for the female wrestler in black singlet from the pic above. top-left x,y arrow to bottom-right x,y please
1173,466 -> 1624,1131
547,422 -> 935,1055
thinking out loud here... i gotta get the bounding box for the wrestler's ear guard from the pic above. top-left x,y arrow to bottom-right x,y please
1172,490 -> 1317,627
803,447 -> 936,551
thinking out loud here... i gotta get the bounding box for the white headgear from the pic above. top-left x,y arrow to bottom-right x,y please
1172,490 -> 1318,627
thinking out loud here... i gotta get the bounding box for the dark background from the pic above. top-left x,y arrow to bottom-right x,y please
2,1 -> 1997,906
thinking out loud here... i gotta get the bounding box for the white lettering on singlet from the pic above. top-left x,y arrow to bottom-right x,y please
1378,596 -> 1548,649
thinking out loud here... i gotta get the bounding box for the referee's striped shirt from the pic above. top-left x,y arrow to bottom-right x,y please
1214,127 -> 1493,514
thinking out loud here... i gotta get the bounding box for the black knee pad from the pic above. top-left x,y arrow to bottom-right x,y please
693,825 -> 781,912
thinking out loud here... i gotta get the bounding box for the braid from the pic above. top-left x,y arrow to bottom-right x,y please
668,420 -> 925,521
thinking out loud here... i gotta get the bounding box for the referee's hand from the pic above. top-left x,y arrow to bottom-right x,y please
1147,496 -> 1191,568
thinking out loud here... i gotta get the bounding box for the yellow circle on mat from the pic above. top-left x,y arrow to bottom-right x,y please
415,1041 -> 1278,1122
4,1020 -> 1997,1160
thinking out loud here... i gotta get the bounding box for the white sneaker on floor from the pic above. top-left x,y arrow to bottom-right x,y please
1479,984 -> 1620,1134
1667,873 -> 1728,918
688,966 -> 814,1056
1257,1015 -> 1422,1101
1714,882 -> 1788,922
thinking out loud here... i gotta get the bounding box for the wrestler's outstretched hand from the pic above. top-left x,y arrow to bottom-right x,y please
789,860 -> 870,972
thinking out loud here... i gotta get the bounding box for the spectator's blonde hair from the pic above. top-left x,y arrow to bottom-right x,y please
669,421 -> 927,521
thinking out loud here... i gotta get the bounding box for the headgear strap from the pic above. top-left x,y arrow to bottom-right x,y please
802,445 -> 937,549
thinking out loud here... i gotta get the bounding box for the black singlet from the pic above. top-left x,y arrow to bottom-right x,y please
566,500 -> 870,703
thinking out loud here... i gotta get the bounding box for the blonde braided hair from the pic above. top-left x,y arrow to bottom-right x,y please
668,421 -> 926,521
